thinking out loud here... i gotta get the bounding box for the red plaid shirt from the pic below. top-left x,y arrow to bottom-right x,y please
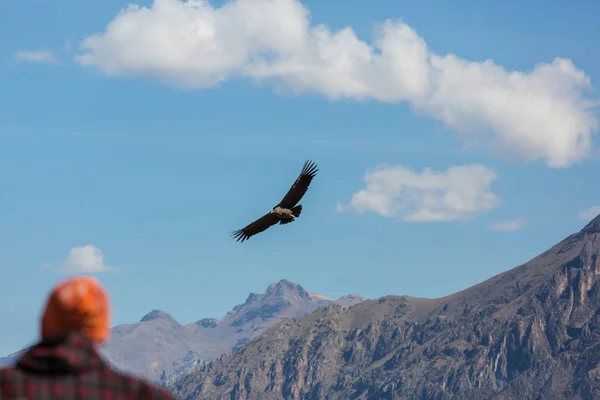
0,332 -> 175,400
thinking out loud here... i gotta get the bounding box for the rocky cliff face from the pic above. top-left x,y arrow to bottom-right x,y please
169,215 -> 600,400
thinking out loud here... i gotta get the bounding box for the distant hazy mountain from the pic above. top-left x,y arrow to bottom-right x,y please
102,279 -> 362,381
0,279 -> 363,383
170,215 -> 600,400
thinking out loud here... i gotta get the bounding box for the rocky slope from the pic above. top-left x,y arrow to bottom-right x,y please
169,215 -> 600,400
148,281 -> 363,385
160,281 -> 363,384
1,279 -> 363,383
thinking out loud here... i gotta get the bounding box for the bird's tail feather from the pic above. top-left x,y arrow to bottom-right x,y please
291,204 -> 302,217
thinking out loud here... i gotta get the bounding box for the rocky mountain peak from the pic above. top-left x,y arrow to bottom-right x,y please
227,280 -> 317,329
244,292 -> 261,305
265,279 -> 310,299
139,309 -> 174,322
241,280 -> 310,307
334,294 -> 365,307
578,212 -> 600,236
338,294 -> 363,301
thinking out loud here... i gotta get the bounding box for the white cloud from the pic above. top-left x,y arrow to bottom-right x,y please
74,0 -> 598,168
578,205 -> 600,220
489,218 -> 526,232
56,245 -> 118,273
336,164 -> 501,222
14,50 -> 57,63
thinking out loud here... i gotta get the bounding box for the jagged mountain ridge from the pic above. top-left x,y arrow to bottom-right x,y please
169,215 -> 600,400
150,281 -> 363,385
4,279 -> 361,382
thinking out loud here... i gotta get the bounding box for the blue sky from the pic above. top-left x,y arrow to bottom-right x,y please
1,0 -> 599,356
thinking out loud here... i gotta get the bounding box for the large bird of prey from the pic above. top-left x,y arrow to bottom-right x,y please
231,160 -> 319,242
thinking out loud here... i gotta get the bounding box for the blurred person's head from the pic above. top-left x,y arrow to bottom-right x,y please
40,276 -> 111,344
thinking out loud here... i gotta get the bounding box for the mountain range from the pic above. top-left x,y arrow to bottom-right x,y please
0,279 -> 364,383
168,214 -> 600,400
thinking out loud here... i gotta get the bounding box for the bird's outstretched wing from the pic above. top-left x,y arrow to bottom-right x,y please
277,160 -> 318,209
231,212 -> 280,242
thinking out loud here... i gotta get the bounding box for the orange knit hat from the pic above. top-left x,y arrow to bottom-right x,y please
41,276 -> 111,344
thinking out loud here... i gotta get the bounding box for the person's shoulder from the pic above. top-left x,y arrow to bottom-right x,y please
0,366 -> 25,393
109,368 -> 174,400
0,365 -> 18,379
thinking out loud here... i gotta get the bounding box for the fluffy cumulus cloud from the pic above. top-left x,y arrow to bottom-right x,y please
57,245 -> 118,273
578,205 -> 600,220
489,218 -> 526,232
14,50 -> 57,63
74,0 -> 597,168
336,164 -> 501,222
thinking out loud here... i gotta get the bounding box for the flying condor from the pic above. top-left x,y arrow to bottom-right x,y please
231,160 -> 319,242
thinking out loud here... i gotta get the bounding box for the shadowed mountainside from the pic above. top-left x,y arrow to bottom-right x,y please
169,215 -> 600,400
